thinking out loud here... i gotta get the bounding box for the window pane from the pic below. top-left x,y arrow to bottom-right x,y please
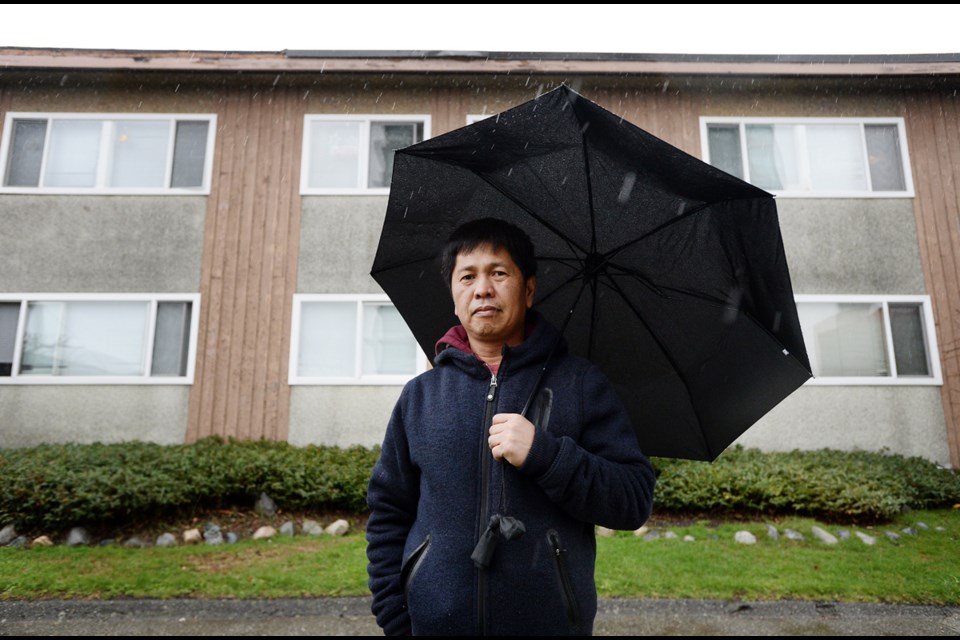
865,124 -> 906,191
368,122 -> 419,188
745,124 -> 800,191
5,119 -> 46,187
362,303 -> 417,375
807,124 -> 867,191
798,302 -> 889,377
44,120 -> 102,187
152,302 -> 192,376
21,301 -> 149,376
171,120 -> 209,188
889,303 -> 930,376
706,124 -> 743,179
298,301 -> 356,376
109,120 -> 169,187
0,302 -> 19,376
308,121 -> 360,188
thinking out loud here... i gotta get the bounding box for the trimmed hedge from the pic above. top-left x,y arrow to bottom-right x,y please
651,446 -> 960,521
0,437 -> 378,531
0,438 -> 958,531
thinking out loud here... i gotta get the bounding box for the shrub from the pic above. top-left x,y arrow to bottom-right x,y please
651,446 -> 960,522
0,440 -> 957,531
0,437 -> 379,531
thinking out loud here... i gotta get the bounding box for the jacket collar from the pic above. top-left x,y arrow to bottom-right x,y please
433,311 -> 566,377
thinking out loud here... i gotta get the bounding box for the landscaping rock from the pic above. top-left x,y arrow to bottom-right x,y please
663,531 -> 678,539
734,531 -> 756,545
204,523 -> 224,545
7,535 -> 28,548
32,535 -> 53,547
596,526 -> 615,538
633,525 -> 649,537
784,529 -> 804,541
255,493 -> 277,517
683,535 -> 695,542
66,527 -> 92,547
0,524 -> 17,546
811,526 -> 838,545
302,519 -> 325,536
765,524 -> 779,540
280,521 -> 295,537
156,533 -> 177,548
643,530 -> 660,541
325,519 -> 350,536
225,532 -> 239,544
916,522 -> 929,530
900,527 -> 918,536
253,526 -> 277,540
123,536 -> 148,549
183,528 -> 202,545
836,529 -> 851,541
855,531 -> 877,545
884,531 -> 901,542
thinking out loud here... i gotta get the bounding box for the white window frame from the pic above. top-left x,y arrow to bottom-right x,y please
466,114 -> 495,125
0,293 -> 200,385
699,116 -> 915,198
797,294 -> 941,386
289,293 -> 427,385
300,114 -> 431,195
0,112 -> 217,195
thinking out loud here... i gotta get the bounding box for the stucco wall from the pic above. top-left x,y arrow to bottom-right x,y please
734,385 -> 950,467
777,198 -> 926,295
297,196 -> 389,293
288,385 -> 402,448
1,386 -> 189,447
0,196 -> 205,292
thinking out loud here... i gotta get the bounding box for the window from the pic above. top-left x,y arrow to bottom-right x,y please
700,117 -> 913,198
796,295 -> 941,385
0,113 -> 216,194
290,294 -> 425,384
301,115 -> 430,194
0,294 -> 199,384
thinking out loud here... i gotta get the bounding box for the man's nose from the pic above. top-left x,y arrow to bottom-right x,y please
474,275 -> 494,297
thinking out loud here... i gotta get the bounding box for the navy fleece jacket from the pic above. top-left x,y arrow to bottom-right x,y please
365,316 -> 656,636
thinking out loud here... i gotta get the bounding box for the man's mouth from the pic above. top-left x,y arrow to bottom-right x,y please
472,305 -> 500,316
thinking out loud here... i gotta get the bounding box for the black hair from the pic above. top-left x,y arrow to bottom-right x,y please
440,217 -> 537,288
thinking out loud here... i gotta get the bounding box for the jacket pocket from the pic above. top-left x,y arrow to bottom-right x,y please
546,529 -> 581,630
400,534 -> 432,605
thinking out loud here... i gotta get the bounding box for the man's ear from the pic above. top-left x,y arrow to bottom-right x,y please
525,275 -> 536,308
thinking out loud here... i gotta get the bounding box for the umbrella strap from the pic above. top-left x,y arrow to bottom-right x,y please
521,279 -> 587,418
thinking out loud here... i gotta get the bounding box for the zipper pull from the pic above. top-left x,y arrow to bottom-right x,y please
486,373 -> 498,401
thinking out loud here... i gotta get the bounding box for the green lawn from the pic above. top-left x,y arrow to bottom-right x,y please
2,509 -> 958,604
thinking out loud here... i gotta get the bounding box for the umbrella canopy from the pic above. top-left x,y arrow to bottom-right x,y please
371,85 -> 812,461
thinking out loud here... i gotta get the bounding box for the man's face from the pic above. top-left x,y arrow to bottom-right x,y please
451,244 -> 536,349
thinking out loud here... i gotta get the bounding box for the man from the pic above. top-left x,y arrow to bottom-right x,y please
366,217 -> 656,636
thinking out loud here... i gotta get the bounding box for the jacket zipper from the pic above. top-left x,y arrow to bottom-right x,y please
477,370 -> 498,636
548,529 -> 581,630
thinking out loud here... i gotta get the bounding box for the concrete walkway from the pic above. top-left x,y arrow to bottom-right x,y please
2,597 -> 959,636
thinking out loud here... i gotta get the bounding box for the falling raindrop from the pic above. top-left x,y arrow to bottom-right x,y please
174,84 -> 181,93
60,74 -> 68,86
272,75 -> 280,87
618,173 -> 637,203
303,90 -> 310,100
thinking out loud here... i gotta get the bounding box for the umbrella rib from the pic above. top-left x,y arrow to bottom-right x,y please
599,270 -> 714,458
471,171 -> 588,256
369,254 -> 441,276
602,196 -> 765,263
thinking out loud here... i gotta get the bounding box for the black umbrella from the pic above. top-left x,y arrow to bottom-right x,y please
371,85 -> 812,461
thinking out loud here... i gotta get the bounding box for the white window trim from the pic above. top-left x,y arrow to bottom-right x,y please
796,294 -> 941,386
289,293 -> 427,385
300,114 -> 431,195
699,116 -> 915,199
0,112 -> 217,195
466,114 -> 495,125
0,293 -> 200,385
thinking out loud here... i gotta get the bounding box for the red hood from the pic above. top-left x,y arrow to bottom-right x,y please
434,316 -> 539,358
